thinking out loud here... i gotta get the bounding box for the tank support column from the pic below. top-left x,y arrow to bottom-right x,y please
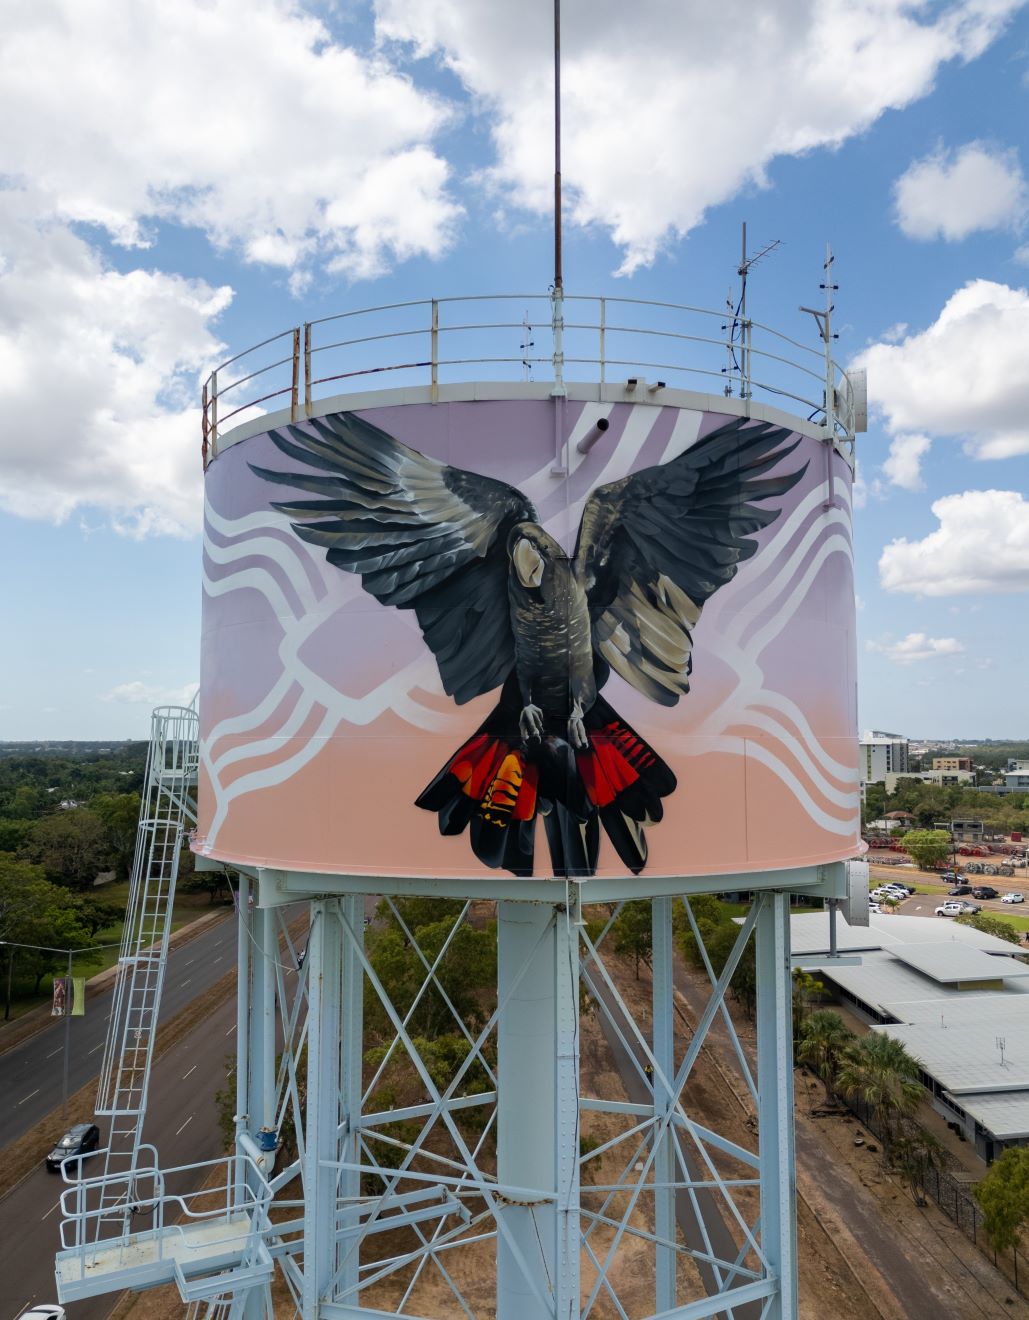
652,894 -> 676,1313
496,898 -> 580,1320
756,890 -> 798,1320
303,898 -> 344,1317
338,894 -> 365,1301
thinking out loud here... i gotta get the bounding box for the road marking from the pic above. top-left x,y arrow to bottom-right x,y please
183,958 -> 195,967
42,1201 -> 61,1221
213,956 -> 222,964
183,1065 -> 197,1080
46,1047 -> 63,1059
175,1115 -> 193,1136
180,979 -> 191,988
89,1043 -> 103,1054
18,1089 -> 40,1105
226,1024 -> 236,1036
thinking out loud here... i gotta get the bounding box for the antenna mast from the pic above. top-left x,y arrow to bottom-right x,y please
553,0 -> 563,293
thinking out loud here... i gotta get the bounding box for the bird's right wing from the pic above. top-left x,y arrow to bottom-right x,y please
249,411 -> 538,704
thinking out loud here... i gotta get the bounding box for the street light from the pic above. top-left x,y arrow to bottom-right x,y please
0,938 -> 122,1120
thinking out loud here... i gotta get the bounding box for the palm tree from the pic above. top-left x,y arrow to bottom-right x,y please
891,1125 -> 947,1205
796,1010 -> 856,1103
837,1032 -> 923,1157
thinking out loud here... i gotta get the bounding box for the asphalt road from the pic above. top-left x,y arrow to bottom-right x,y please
0,914 -> 236,1145
1,982 -> 238,1320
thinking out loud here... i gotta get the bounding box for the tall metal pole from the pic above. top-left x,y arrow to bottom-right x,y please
553,0 -> 562,296
63,947 -> 72,1122
652,896 -> 676,1312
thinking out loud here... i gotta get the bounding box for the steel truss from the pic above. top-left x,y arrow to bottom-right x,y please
58,862 -> 845,1318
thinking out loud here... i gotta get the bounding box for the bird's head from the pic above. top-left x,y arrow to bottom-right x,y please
507,522 -> 561,590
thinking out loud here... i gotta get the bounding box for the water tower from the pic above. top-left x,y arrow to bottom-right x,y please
52,260 -> 863,1320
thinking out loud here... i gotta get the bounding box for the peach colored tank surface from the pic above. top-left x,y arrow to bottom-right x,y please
195,396 -> 859,880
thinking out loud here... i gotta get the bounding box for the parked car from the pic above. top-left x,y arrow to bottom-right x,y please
1002,892 -> 1025,904
46,1122 -> 101,1174
868,902 -> 881,914
958,901 -> 982,914
972,886 -> 999,900
886,883 -> 915,895
948,885 -> 973,896
935,900 -> 981,917
19,1308 -> 66,1320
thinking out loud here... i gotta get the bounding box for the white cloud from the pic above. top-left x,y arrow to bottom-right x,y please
856,280 -> 1029,464
376,0 -> 1023,271
879,489 -> 1029,595
1016,243 -> 1029,265
0,198 -> 228,535
102,681 -> 199,706
883,433 -> 933,490
893,142 -> 1028,240
866,633 -> 965,663
0,0 -> 461,280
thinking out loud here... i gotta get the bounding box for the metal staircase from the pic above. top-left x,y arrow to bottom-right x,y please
94,704 -> 199,1221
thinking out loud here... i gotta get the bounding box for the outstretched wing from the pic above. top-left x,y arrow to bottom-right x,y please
574,416 -> 806,706
249,411 -> 538,704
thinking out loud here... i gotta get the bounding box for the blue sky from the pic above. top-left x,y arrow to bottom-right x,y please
2,0 -> 1028,741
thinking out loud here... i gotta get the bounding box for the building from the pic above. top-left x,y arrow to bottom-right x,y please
793,911 -> 1029,1163
884,769 -> 974,793
860,730 -> 909,785
933,757 -> 972,772
1004,760 -> 1029,792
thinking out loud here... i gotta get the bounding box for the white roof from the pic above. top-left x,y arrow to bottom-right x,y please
788,911 -> 1022,958
871,1021 -> 1029,1094
953,1091 -> 1029,1140
888,942 -> 1029,985
808,951 -> 1029,1021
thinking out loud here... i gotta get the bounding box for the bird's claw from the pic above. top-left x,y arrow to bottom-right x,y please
519,704 -> 545,741
568,715 -> 588,749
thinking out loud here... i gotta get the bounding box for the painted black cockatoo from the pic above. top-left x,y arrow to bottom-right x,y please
250,410 -> 805,877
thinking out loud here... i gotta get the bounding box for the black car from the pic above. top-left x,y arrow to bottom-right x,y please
948,884 -> 973,896
972,886 -> 999,900
46,1122 -> 101,1174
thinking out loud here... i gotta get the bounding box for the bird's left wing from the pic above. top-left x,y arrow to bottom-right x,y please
249,411 -> 538,704
575,416 -> 806,706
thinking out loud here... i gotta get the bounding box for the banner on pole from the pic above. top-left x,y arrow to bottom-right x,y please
51,977 -> 68,1017
71,976 -> 85,1016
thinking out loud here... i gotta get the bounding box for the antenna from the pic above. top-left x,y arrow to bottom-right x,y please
728,221 -> 780,399
553,0 -> 563,293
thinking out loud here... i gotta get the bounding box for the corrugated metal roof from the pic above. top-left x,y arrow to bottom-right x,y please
952,1091 -> 1029,1140
788,911 -> 1022,957
888,942 -> 1029,984
870,1021 -> 1029,1094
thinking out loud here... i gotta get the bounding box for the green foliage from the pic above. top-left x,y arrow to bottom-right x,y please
975,1147 -> 1029,1252
365,901 -> 496,1040
897,829 -> 951,871
954,912 -> 1022,944
0,819 -> 34,852
796,1009 -> 855,1102
25,809 -> 111,888
674,896 -> 757,1015
611,900 -> 652,978
837,1033 -> 922,1155
791,969 -> 825,1040
0,744 -> 146,820
91,793 -> 141,881
0,855 -> 95,1010
891,1126 -> 946,1203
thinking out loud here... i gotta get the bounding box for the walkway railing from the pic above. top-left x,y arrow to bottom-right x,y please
201,292 -> 862,463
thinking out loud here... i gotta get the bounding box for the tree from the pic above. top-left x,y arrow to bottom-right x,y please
796,1010 -> 855,1103
837,1032 -> 923,1157
791,969 -> 825,1041
92,792 -> 141,881
0,856 -> 93,1011
25,810 -> 110,888
954,912 -> 1021,944
898,829 -> 951,871
891,1126 -> 946,1205
974,1147 -> 1029,1252
612,900 -> 652,979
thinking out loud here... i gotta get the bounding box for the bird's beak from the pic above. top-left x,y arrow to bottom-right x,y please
512,536 -> 545,589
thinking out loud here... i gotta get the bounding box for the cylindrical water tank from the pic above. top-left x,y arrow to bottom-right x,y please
196,389 -> 858,880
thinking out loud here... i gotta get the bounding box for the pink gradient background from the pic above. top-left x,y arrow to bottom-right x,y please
195,399 -> 859,879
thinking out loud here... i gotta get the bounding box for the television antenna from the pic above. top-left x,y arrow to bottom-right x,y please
724,221 -> 780,398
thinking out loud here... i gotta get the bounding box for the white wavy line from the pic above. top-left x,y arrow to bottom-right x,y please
750,691 -> 859,784
702,735 -> 857,836
204,529 -> 321,615
723,709 -> 857,808
658,409 -> 702,464
745,525 -> 853,658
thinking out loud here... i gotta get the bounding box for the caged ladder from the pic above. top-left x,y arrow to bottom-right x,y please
93,704 -> 200,1222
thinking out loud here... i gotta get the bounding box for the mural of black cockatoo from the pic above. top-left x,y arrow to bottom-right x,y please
249,410 -> 806,878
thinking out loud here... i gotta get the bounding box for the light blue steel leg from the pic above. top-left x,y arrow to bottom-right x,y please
756,890 -> 797,1320
554,892 -> 581,1320
339,893 -> 365,1300
303,899 -> 343,1318
235,874 -> 251,1206
251,902 -> 277,1139
497,900 -> 558,1320
652,895 -> 676,1313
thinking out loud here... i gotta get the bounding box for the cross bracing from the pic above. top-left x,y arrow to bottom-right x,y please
57,856 -> 826,1319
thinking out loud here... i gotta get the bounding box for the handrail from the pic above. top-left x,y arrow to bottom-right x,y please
201,291 -> 859,466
